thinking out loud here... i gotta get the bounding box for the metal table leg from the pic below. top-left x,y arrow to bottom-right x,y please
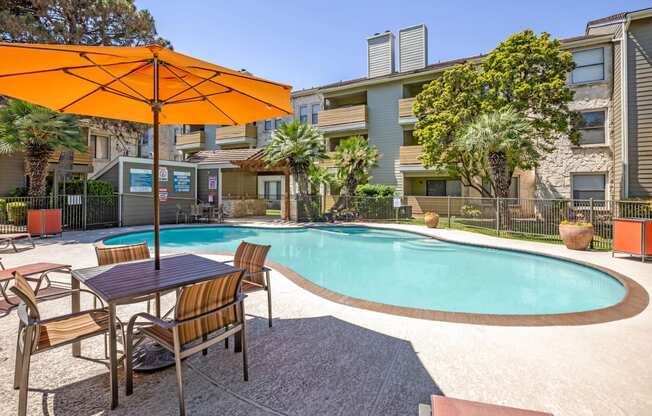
71,278 -> 81,357
108,303 -> 119,409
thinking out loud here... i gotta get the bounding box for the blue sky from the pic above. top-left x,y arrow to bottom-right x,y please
137,1 -> 649,90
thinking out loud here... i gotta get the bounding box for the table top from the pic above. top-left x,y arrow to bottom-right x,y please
431,396 -> 552,416
72,254 -> 241,303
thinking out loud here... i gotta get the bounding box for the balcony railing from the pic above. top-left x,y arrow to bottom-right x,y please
317,105 -> 367,133
398,97 -> 417,124
48,150 -> 92,165
319,152 -> 337,168
176,131 -> 206,149
216,124 -> 257,146
399,145 -> 424,166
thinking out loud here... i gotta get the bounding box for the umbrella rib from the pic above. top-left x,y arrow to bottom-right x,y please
164,91 -> 231,105
0,59 -> 151,79
80,54 -> 151,103
62,70 -> 151,105
185,63 -> 290,88
166,62 -> 291,115
0,43 -> 125,57
160,68 -> 227,103
163,64 -> 238,124
58,61 -> 153,111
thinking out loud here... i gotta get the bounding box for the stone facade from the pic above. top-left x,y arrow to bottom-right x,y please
535,43 -> 614,200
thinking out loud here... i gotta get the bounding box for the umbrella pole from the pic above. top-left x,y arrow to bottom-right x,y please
153,55 -> 161,270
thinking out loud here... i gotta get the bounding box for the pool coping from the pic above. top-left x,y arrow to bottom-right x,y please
97,223 -> 649,326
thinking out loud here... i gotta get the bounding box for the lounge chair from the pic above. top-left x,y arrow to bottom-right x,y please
10,272 -> 121,416
125,269 -> 247,416
0,262 -> 71,306
175,204 -> 189,224
225,241 -> 273,327
421,395 -> 553,416
0,233 -> 35,252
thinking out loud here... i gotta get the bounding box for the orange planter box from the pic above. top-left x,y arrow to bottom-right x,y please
27,209 -> 62,236
613,218 -> 652,262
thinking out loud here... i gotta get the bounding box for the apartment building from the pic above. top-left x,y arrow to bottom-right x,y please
0,122 -> 143,195
176,8 -> 652,212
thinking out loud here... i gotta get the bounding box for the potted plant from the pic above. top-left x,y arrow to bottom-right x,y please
559,214 -> 594,250
424,211 -> 439,228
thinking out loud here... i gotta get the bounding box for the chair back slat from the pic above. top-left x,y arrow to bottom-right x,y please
9,272 -> 40,320
175,270 -> 244,345
234,241 -> 270,285
95,242 -> 150,266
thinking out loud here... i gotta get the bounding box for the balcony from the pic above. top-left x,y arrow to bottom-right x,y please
216,124 -> 257,147
48,150 -> 92,165
318,152 -> 337,169
399,145 -> 424,166
176,131 -> 206,150
317,105 -> 367,134
398,97 -> 417,125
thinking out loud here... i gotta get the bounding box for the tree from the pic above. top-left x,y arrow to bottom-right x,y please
414,30 -> 580,197
308,164 -> 333,192
0,99 -> 86,197
333,135 -> 378,207
461,108 -> 534,198
0,0 -> 170,148
263,120 -> 326,197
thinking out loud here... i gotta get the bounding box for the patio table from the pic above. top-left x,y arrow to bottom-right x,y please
70,253 -> 241,410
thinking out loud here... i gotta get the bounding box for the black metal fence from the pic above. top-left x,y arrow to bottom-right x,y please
0,195 -> 120,234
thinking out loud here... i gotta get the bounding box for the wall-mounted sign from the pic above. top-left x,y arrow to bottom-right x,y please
159,167 -> 168,182
208,194 -> 214,203
208,175 -> 217,190
173,171 -> 191,193
159,189 -> 168,202
130,168 -> 152,192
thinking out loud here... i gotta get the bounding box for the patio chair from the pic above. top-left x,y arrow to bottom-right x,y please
0,233 -> 35,252
0,262 -> 71,306
225,241 -> 273,327
125,269 -> 247,416
189,204 -> 205,223
10,271 -> 122,416
176,204 -> 189,224
95,242 -> 159,313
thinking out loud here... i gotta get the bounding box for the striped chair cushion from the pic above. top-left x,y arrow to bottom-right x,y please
234,241 -> 270,286
175,270 -> 243,346
95,242 -> 150,266
11,272 -> 40,320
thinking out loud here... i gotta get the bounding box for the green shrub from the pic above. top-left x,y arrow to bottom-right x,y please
461,204 -> 481,218
0,199 -> 6,223
54,179 -> 114,196
8,187 -> 28,197
6,201 -> 27,225
355,184 -> 395,197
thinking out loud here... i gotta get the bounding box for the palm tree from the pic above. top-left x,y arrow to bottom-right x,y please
461,107 -> 534,198
333,135 -> 379,208
0,99 -> 86,197
263,119 -> 326,197
308,164 -> 333,192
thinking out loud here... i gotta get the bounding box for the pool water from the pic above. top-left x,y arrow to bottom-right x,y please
103,226 -> 626,315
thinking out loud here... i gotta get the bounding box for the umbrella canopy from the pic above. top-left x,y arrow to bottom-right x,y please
0,42 -> 292,123
0,42 -> 292,269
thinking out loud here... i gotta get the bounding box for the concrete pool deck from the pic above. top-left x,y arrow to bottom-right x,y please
0,221 -> 650,415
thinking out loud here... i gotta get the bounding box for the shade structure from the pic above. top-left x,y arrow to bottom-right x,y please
0,42 -> 292,269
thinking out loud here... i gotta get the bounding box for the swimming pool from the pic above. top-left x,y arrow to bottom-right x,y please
103,226 -> 627,316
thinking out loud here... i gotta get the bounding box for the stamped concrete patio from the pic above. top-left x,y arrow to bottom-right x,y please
0,222 -> 650,416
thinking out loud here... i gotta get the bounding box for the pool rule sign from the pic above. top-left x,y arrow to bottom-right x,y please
159,188 -> 168,202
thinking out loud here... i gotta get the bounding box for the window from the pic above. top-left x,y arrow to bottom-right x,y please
299,105 -> 308,123
572,174 -> 605,200
426,179 -> 461,197
509,177 -> 519,199
578,110 -> 606,145
274,118 -> 282,129
311,104 -> 320,124
264,119 -> 272,131
571,48 -> 604,84
91,135 -> 110,159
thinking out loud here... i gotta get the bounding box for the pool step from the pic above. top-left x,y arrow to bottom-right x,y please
399,240 -> 455,252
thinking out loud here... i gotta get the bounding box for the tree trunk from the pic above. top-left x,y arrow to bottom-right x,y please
487,151 -> 510,198
332,174 -> 359,212
25,143 -> 53,197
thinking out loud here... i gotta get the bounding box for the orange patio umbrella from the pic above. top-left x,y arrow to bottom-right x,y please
0,42 -> 292,269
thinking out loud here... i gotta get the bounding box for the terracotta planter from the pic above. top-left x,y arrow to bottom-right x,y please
559,224 -> 594,250
424,212 -> 439,228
